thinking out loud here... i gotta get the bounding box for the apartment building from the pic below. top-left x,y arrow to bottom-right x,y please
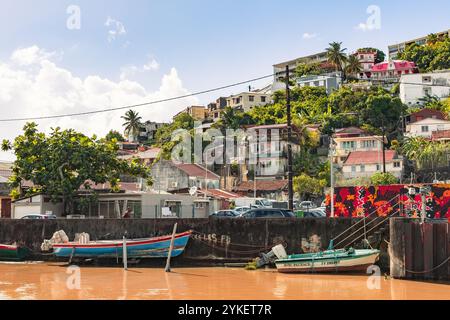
174,106 -> 207,121
296,73 -> 342,94
273,51 -> 329,83
388,29 -> 450,59
226,92 -> 270,112
332,127 -> 385,166
400,70 -> 450,106
207,97 -> 227,121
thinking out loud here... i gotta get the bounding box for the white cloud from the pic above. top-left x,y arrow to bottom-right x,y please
0,46 -> 198,161
120,56 -> 160,80
302,32 -> 318,40
10,46 -> 60,66
105,17 -> 127,42
355,22 -> 374,32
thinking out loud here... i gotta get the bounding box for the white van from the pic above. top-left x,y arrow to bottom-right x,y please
234,197 -> 272,208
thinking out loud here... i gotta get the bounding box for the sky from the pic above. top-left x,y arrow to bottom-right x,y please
0,0 -> 449,161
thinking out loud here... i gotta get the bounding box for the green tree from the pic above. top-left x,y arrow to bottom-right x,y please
325,41 -> 348,74
370,172 -> 398,186
1,123 -> 151,215
105,130 -> 125,142
345,55 -> 362,78
293,173 -> 326,201
295,62 -> 322,78
401,136 -> 450,169
121,110 -> 143,142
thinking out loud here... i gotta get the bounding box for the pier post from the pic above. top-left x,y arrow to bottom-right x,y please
165,223 -> 178,273
123,236 -> 128,271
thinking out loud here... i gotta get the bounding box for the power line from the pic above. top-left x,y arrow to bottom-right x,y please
0,74 -> 274,123
0,71 -> 449,123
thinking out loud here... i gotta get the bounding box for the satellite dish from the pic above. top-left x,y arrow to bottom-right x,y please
189,186 -> 198,196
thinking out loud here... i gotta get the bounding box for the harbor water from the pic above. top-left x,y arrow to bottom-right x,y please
0,262 -> 448,300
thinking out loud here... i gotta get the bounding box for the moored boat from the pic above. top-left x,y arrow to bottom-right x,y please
47,230 -> 192,259
0,244 -> 31,261
275,247 -> 380,273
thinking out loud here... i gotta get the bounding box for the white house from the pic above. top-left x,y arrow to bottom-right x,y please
400,71 -> 450,106
342,150 -> 403,180
405,118 -> 450,138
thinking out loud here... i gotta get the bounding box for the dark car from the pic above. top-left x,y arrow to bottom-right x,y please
211,210 -> 239,218
239,208 -> 295,218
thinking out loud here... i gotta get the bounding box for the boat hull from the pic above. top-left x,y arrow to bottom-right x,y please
0,244 -> 31,261
275,250 -> 380,274
52,231 -> 192,259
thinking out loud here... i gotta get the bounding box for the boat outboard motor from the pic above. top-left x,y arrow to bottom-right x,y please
256,244 -> 288,268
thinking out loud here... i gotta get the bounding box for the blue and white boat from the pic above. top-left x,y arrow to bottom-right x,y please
50,231 -> 192,259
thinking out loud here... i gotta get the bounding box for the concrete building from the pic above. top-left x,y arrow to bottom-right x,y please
174,106 -> 207,121
406,109 -> 447,124
225,92 -> 270,112
342,150 -> 403,180
400,70 -> 450,106
405,118 -> 450,138
332,127 -> 385,166
207,97 -> 227,122
137,121 -> 167,143
11,192 -> 212,219
151,161 -> 220,193
118,147 -> 161,166
295,73 -> 342,95
388,29 -> 450,59
273,51 -> 329,83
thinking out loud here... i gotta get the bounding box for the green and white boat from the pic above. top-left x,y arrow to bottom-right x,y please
274,246 -> 380,273
0,243 -> 31,261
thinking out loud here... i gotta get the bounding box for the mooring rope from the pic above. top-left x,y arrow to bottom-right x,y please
404,256 -> 450,274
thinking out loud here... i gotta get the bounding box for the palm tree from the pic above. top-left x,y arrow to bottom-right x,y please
121,110 -> 142,142
345,55 -> 362,79
325,42 -> 348,74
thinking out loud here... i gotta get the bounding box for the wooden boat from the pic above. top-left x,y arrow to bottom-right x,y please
275,247 -> 380,273
0,244 -> 31,261
51,231 -> 192,259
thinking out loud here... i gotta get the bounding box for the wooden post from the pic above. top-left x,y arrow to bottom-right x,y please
165,223 -> 178,273
123,236 -> 128,271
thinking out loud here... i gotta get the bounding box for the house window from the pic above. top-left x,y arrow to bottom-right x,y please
342,141 -> 356,150
421,126 -> 429,132
261,96 -> 266,103
437,125 -> 444,131
361,140 -> 377,149
249,95 -> 254,102
376,164 -> 381,171
394,162 -> 401,168
422,76 -> 431,83
351,166 -> 356,172
360,165 -> 365,172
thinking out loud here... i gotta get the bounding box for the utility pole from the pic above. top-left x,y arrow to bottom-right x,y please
382,118 -> 386,174
285,65 -> 294,211
329,140 -> 335,218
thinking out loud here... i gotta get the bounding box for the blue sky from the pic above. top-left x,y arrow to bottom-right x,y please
0,0 -> 449,160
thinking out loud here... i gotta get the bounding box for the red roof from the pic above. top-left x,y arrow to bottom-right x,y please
432,129 -> 450,141
371,60 -> 417,72
233,180 -> 288,192
344,151 -> 398,165
175,163 -> 220,180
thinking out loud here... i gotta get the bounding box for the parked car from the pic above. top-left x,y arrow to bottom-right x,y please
211,210 -> 239,218
239,208 -> 295,218
21,214 -> 57,220
298,201 -> 316,211
234,206 -> 252,215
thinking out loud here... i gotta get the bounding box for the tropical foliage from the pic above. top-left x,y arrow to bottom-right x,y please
370,172 -> 398,186
398,34 -> 450,72
401,136 -> 450,169
1,123 -> 151,215
121,110 -> 143,142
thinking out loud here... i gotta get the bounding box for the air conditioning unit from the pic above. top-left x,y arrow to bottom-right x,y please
171,182 -> 178,188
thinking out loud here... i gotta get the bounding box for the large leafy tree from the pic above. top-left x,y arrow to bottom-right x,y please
105,129 -> 125,142
122,109 -> 143,142
401,136 -> 450,169
398,34 -> 450,72
1,123 -> 151,215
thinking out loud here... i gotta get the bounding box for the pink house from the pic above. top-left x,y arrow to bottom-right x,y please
354,51 -> 377,79
371,60 -> 418,80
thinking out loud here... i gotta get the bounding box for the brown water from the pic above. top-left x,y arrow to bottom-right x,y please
0,262 -> 448,300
